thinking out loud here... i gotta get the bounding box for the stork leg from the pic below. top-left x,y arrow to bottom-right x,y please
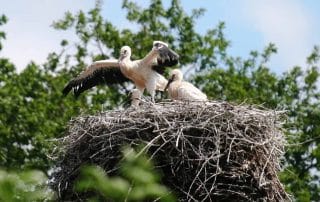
150,92 -> 155,103
130,89 -> 142,107
134,85 -> 145,103
146,80 -> 157,103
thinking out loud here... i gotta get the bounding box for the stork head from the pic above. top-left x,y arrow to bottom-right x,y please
153,41 -> 168,50
165,69 -> 183,91
169,69 -> 183,82
119,46 -> 131,61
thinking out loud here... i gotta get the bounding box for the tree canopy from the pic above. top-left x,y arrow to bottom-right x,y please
0,0 -> 319,201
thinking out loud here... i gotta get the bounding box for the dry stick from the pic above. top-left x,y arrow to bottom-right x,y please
149,135 -> 175,162
135,133 -> 163,158
52,101 -> 288,201
227,136 -> 236,163
187,152 -> 215,197
175,128 -> 183,148
259,144 -> 275,187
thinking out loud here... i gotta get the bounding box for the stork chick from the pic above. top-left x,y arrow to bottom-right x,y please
165,69 -> 207,101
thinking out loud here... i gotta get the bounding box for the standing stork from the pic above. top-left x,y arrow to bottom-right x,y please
62,41 -> 179,102
165,69 -> 208,101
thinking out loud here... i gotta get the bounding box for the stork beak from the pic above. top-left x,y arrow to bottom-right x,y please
164,75 -> 175,91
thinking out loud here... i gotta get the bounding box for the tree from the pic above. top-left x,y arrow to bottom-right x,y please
0,169 -> 53,201
0,14 -> 7,51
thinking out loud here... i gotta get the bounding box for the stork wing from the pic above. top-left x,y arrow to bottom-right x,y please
140,41 -> 180,75
62,59 -> 130,97
177,82 -> 207,101
152,46 -> 180,74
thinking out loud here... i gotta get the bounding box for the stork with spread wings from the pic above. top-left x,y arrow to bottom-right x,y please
63,41 -> 179,102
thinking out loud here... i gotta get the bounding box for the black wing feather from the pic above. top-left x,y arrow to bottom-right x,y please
63,66 -> 130,97
152,46 -> 179,74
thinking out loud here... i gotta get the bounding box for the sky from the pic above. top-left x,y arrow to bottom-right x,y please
1,0 -> 320,74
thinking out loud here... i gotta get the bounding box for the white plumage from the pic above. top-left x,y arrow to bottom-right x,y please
165,69 -> 207,101
63,41 -> 179,102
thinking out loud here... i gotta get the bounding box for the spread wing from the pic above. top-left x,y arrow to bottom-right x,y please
62,59 -> 130,97
152,45 -> 180,74
140,41 -> 180,75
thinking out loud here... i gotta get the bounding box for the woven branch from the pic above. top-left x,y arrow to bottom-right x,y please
50,100 -> 290,201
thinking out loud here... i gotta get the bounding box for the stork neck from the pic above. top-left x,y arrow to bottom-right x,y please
175,72 -> 184,82
141,50 -> 158,65
119,57 -> 133,70
123,56 -> 131,62
176,77 -> 183,82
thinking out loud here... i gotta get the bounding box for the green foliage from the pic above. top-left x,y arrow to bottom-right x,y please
0,60 -> 84,170
0,14 -> 7,50
0,169 -> 54,201
76,147 -> 175,202
194,43 -> 280,106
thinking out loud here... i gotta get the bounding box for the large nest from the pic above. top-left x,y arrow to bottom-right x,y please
51,100 -> 290,201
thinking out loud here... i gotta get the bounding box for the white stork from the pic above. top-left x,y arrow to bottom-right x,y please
165,69 -> 208,101
63,41 -> 179,102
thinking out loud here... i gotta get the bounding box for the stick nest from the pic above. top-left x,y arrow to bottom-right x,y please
51,100 -> 290,201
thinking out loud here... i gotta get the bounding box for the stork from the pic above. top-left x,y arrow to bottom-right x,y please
165,69 -> 208,101
62,41 -> 179,102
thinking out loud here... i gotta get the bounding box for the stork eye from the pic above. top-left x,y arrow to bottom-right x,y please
124,50 -> 127,54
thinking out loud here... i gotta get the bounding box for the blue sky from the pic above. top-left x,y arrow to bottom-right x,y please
1,0 -> 320,73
